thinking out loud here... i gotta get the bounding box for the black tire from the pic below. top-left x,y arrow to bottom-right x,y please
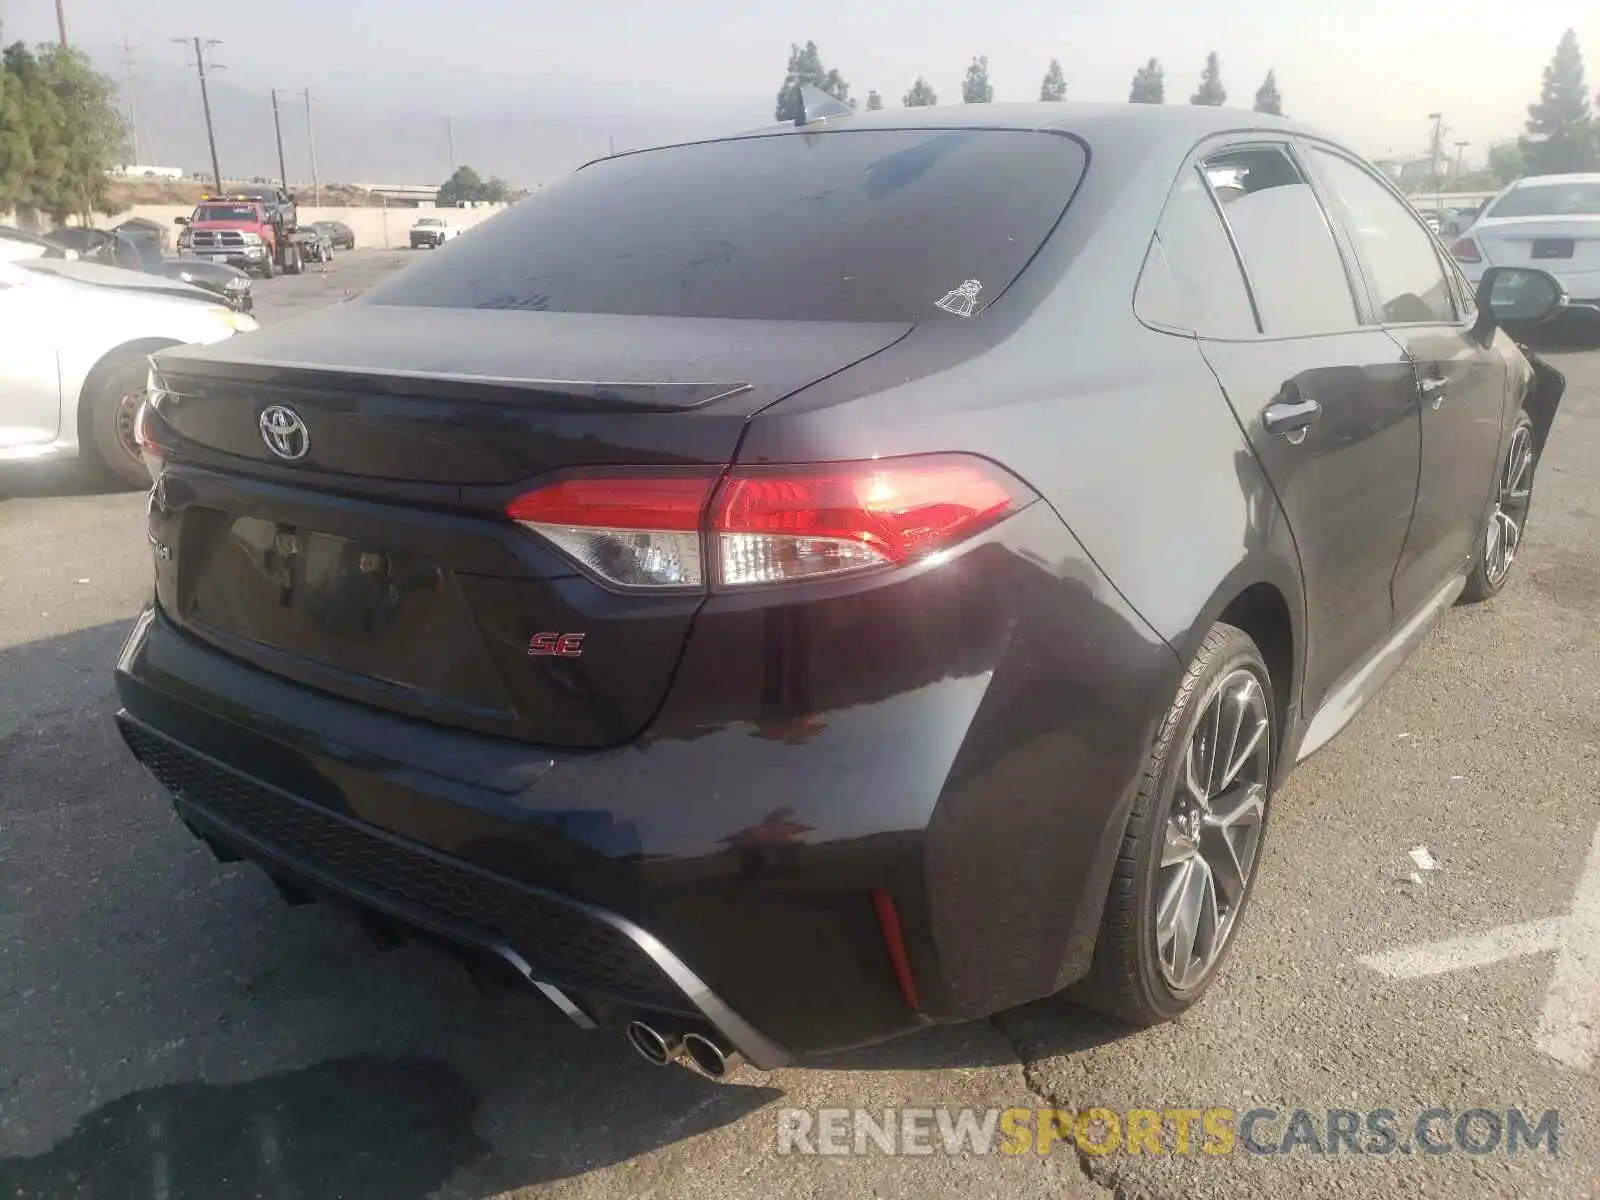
1075,622 -> 1276,1025
258,252 -> 274,279
1460,409 -> 1537,604
284,243 -> 303,275
83,357 -> 155,490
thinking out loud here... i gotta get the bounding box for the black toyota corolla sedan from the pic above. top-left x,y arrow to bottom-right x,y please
117,100 -> 1567,1076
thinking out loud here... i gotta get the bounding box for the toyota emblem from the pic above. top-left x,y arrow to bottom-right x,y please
259,405 -> 310,461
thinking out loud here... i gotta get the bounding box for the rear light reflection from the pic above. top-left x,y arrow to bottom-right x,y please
713,458 -> 1025,586
133,397 -> 164,484
1451,237 -> 1482,263
505,454 -> 1033,591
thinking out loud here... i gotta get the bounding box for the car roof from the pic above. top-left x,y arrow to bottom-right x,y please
1503,172 -> 1600,187
722,100 -> 1322,150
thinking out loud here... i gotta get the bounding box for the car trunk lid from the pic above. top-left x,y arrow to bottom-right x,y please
1475,215 -> 1600,269
146,305 -> 910,748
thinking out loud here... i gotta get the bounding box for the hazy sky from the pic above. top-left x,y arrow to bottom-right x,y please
4,0 -> 1597,161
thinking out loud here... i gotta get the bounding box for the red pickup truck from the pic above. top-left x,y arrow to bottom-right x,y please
175,197 -> 305,278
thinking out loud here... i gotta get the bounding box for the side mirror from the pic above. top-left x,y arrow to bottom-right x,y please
1473,266 -> 1567,341
173,216 -> 190,225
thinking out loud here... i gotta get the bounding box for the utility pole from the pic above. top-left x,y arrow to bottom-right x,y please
121,38 -> 140,164
446,115 -> 455,168
270,89 -> 290,189
1426,112 -> 1445,192
301,88 -> 320,207
55,0 -> 68,47
1453,140 -> 1470,182
174,38 -> 224,191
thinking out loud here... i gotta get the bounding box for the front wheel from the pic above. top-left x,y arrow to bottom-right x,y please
1075,622 -> 1275,1024
83,357 -> 155,490
1460,410 -> 1536,604
258,252 -> 274,279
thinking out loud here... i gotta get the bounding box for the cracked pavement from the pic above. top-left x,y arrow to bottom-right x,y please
1,253 -> 1596,1198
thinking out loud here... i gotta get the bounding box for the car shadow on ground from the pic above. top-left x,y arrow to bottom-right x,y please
0,619 -> 1136,1198
0,461 -> 141,503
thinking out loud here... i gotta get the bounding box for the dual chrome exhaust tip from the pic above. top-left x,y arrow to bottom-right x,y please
625,1018 -> 743,1079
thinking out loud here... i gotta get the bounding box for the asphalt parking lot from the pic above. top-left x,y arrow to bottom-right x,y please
1,252 -> 1597,1199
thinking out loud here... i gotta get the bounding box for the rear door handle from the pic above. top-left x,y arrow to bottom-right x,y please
1261,397 -> 1322,444
1420,374 -> 1449,409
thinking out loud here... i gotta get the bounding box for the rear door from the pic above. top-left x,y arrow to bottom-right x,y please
1160,141 -> 1422,713
1304,143 -> 1508,620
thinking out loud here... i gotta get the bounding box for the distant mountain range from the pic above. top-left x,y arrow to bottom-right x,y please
106,53 -> 773,188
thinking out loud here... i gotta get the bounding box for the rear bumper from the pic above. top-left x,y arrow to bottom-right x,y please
114,501 -> 1178,1057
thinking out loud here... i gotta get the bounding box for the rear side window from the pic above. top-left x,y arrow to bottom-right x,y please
1136,167 -> 1258,337
362,129 -> 1087,322
1308,147 -> 1456,324
1202,147 -> 1359,337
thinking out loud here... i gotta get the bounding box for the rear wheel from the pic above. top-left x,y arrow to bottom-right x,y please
1460,410 -> 1537,604
284,243 -> 303,275
83,357 -> 154,490
1076,623 -> 1275,1024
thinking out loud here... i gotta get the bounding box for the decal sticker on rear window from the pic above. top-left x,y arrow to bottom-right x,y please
936,279 -> 983,318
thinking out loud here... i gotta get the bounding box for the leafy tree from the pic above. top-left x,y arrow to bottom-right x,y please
1040,58 -> 1066,102
437,165 -> 507,206
1253,70 -> 1283,115
774,41 -> 850,121
1129,58 -> 1164,104
1489,141 -> 1526,185
1191,52 -> 1226,106
0,48 -> 35,214
1520,29 -> 1596,174
37,45 -> 124,222
903,77 -> 938,107
963,56 -> 994,104
866,90 -> 883,110
0,35 -> 122,223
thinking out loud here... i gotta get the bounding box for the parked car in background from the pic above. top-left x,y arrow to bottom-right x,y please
312,219 -> 355,250
0,226 -> 77,261
1450,173 -> 1600,318
48,227 -> 254,313
0,256 -> 255,487
1441,203 -> 1483,237
115,102 -> 1568,1074
409,216 -> 458,248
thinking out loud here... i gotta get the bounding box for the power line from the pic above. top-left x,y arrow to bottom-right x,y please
174,37 -> 224,190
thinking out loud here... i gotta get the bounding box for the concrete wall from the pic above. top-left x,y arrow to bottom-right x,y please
102,203 -> 512,250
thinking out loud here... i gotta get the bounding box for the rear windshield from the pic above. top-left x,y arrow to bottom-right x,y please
195,204 -> 259,221
1486,181 -> 1600,218
362,128 -> 1087,322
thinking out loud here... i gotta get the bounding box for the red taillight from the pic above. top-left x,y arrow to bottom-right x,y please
505,454 -> 1031,591
713,456 -> 1027,586
1451,236 -> 1482,263
133,398 -> 164,483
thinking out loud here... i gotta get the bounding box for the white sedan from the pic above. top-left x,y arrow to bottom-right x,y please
0,257 -> 257,488
1450,173 -> 1600,314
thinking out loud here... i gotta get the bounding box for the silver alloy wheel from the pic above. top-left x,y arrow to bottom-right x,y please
1484,424 -> 1535,587
1156,667 -> 1271,990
